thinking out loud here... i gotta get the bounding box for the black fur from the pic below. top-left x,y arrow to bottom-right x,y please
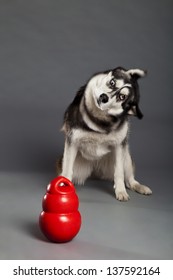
63,85 -> 89,131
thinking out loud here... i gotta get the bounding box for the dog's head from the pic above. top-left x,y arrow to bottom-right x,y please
86,67 -> 146,119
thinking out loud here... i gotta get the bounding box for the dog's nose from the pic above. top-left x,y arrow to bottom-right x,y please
99,93 -> 109,103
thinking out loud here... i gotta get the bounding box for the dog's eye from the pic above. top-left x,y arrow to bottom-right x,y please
110,79 -> 116,87
119,94 -> 126,101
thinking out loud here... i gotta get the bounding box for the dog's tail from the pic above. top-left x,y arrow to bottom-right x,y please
56,156 -> 63,175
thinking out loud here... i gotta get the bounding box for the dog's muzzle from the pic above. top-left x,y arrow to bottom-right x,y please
99,93 -> 109,104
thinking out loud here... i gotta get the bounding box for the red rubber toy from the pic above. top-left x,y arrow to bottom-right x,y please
39,176 -> 81,243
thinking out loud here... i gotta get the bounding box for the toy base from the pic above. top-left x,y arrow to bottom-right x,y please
39,211 -> 81,243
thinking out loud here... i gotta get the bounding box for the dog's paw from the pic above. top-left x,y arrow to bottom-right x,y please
140,185 -> 152,195
132,183 -> 152,195
115,189 -> 130,201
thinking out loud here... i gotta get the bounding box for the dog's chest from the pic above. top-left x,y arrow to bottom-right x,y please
72,123 -> 128,161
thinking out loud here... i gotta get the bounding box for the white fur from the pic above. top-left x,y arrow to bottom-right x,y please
61,140 -> 77,180
126,69 -> 146,77
119,86 -> 130,96
72,122 -> 128,161
115,79 -> 124,88
61,122 -> 152,200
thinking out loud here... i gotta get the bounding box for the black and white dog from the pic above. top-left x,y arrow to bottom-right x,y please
57,67 -> 152,201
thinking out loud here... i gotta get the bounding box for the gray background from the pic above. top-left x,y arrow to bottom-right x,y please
0,0 -> 173,259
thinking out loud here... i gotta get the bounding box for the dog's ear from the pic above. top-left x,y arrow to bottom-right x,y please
127,103 -> 143,119
125,68 -> 146,119
126,69 -> 147,80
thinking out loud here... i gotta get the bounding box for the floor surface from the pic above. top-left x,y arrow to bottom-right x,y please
0,170 -> 172,260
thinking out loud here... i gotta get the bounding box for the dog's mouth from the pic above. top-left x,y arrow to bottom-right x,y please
98,84 -> 132,106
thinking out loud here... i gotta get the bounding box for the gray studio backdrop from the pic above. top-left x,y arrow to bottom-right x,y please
0,0 -> 173,261
1,0 -> 172,174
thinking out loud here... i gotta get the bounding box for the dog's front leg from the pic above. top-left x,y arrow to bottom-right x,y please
114,145 -> 129,201
61,139 -> 77,182
124,145 -> 152,195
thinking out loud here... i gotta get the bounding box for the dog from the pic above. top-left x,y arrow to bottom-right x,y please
57,66 -> 152,201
